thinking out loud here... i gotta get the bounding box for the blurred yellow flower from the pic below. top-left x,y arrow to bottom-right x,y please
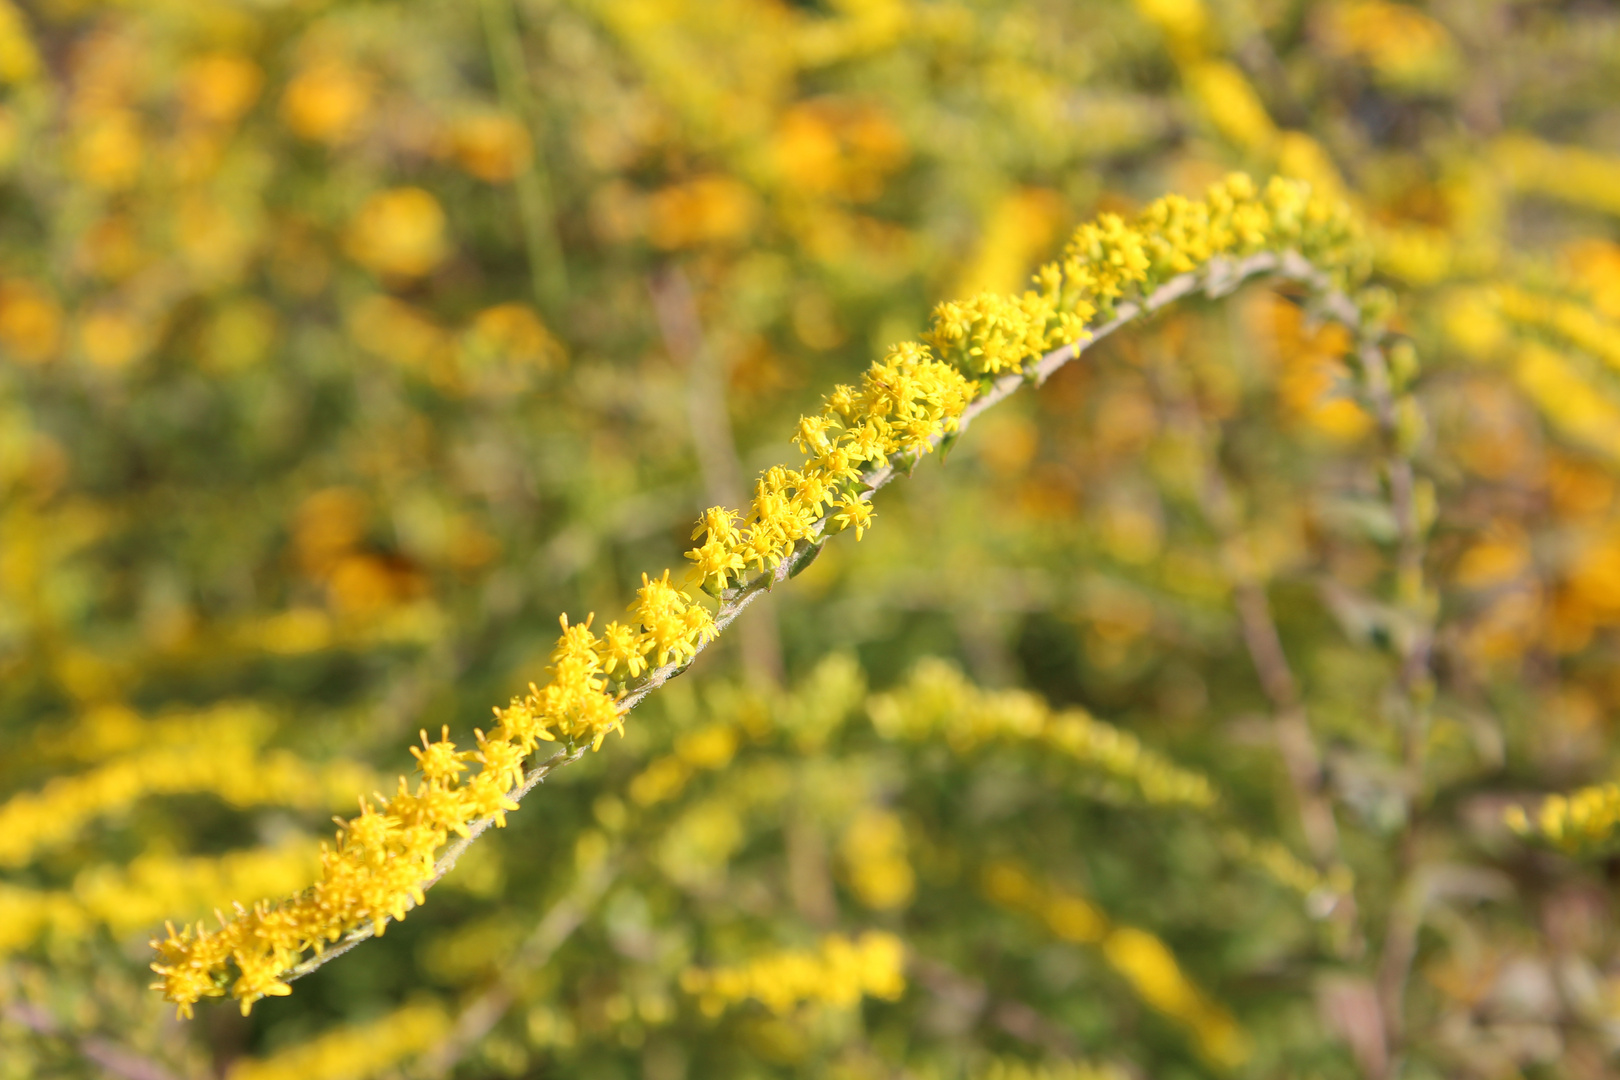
79,306 -> 147,369
72,109 -> 143,190
630,755 -> 692,806
954,187 -> 1067,297
450,112 -> 533,183
1261,291 -> 1371,441
1133,0 -> 1210,46
458,302 -> 565,389
327,553 -> 416,615
177,196 -> 260,283
1453,525 -> 1532,590
281,60 -> 374,144
345,187 -> 451,278
840,807 -> 915,910
78,216 -> 145,281
1185,61 -> 1277,153
676,723 -> 739,769
1103,927 -> 1250,1067
181,53 -> 264,126
770,100 -> 908,202
251,608 -> 334,656
294,486 -> 370,576
200,299 -> 278,372
680,931 -> 906,1017
1513,342 -> 1620,463
349,294 -> 451,370
1276,130 -> 1347,201
646,175 -> 760,249
1493,133 -> 1620,221
0,0 -> 39,85
1563,240 -> 1620,320
1320,1 -> 1459,91
226,1000 -> 450,1080
0,279 -> 62,364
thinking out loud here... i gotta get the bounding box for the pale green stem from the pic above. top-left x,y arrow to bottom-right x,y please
283,247 -> 1370,989
480,0 -> 569,314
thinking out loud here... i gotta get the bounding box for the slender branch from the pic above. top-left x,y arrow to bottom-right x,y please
284,249 -> 1358,988
2,1001 -> 183,1080
628,252 -> 1315,708
1167,385 -> 1354,931
1360,338 -> 1437,1064
908,955 -> 1079,1059
1235,265 -> 1437,1074
283,744 -> 586,985
416,851 -> 618,1077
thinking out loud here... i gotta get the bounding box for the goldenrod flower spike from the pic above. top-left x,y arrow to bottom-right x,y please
678,931 -> 906,1017
1506,782 -> 1620,856
984,861 -> 1250,1067
154,174 -> 1375,1018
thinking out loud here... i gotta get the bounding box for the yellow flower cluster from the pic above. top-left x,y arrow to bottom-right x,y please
1218,830 -> 1353,902
84,843 -> 322,940
1443,281 -> 1620,464
840,807 -> 915,910
1497,285 -> 1620,373
982,861 -> 1249,1068
1565,239 -> 1620,319
226,1000 -> 450,1080
153,173 -> 1366,1019
1506,784 -> 1620,856
1321,0 -> 1460,91
977,1058 -> 1129,1080
629,721 -> 742,807
0,841 -> 319,959
151,583 -> 719,1016
679,931 -> 906,1017
1184,60 -> 1280,153
0,0 -> 39,85
0,884 -> 84,957
870,659 -> 1217,809
926,174 -> 1363,379
0,740 -> 372,869
151,728 -> 519,1016
1494,133 -> 1620,221
685,339 -> 976,594
1511,341 -> 1620,465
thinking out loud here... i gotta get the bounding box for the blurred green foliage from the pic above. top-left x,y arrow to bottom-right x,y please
5,1 -> 1620,1079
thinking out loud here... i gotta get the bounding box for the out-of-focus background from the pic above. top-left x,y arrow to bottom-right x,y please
4,0 -> 1620,1077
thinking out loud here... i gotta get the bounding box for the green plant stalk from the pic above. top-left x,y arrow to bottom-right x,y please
480,0 -> 570,314
274,246 -> 1379,990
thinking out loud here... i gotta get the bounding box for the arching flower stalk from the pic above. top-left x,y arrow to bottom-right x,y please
152,174 -> 1380,1018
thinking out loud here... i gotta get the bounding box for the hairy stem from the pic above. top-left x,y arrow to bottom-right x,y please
1360,339 -> 1436,1064
282,744 -> 586,986
283,248 -> 1362,989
